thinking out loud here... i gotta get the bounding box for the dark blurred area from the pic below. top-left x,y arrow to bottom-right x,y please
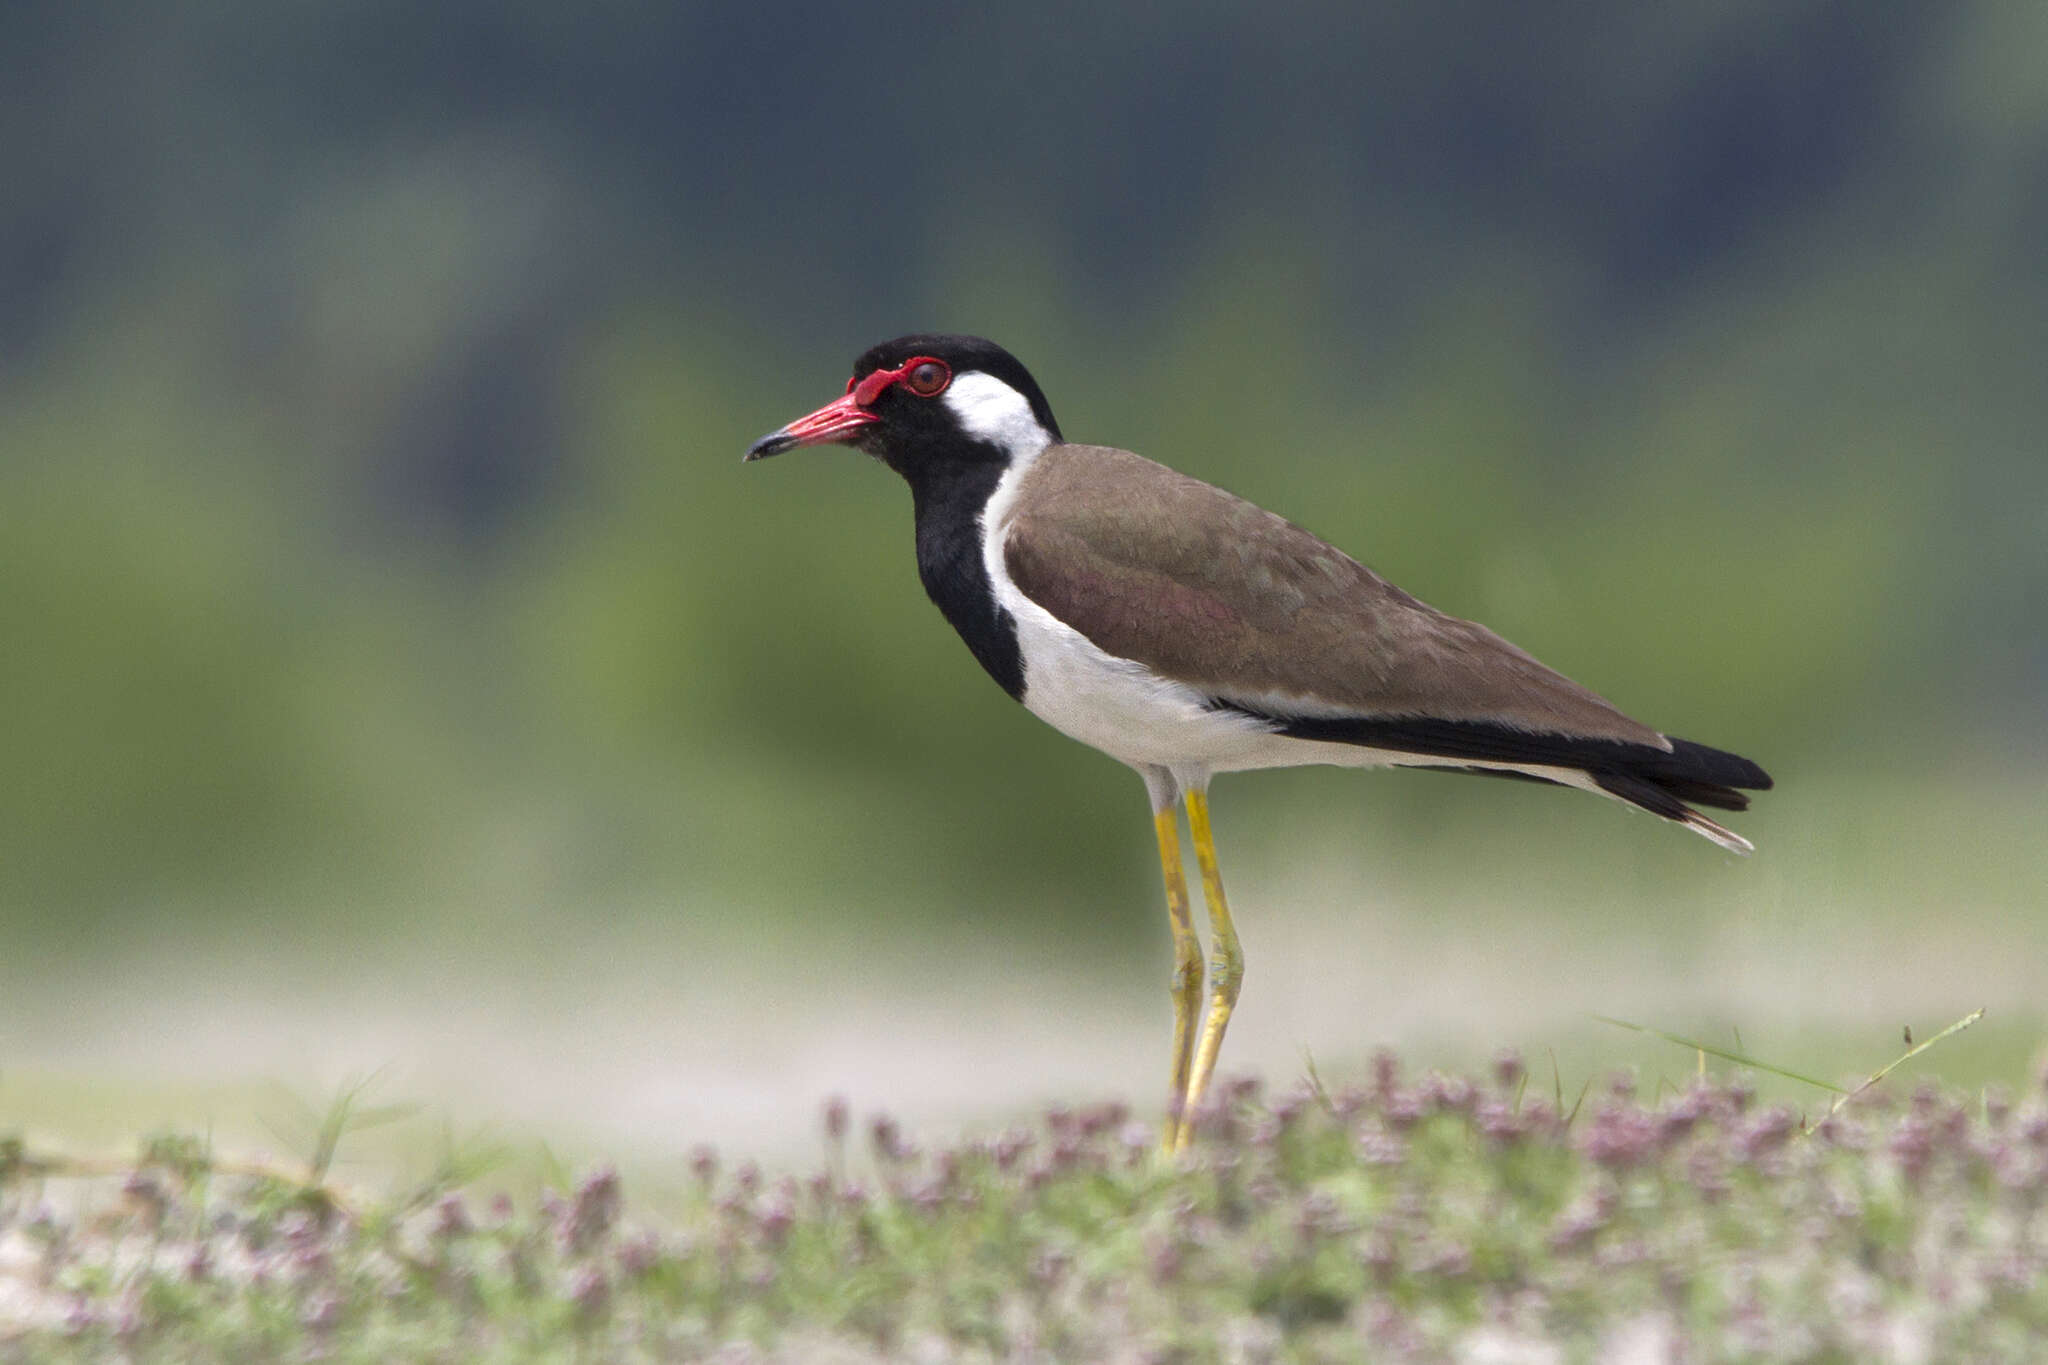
3,3 -> 2044,1116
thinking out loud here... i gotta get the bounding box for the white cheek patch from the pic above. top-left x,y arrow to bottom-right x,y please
943,372 -> 1054,460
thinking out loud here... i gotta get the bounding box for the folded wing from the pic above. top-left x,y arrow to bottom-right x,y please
1001,444 -> 1770,847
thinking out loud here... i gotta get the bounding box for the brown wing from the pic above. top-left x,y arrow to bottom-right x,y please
1000,443 -> 1666,747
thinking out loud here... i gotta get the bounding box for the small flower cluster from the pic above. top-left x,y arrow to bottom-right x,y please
3,1061 -> 2046,1361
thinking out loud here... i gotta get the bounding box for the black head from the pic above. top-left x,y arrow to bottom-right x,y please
744,334 -> 1063,476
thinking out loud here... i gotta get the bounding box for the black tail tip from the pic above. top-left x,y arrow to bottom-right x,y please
1664,736 -> 1772,792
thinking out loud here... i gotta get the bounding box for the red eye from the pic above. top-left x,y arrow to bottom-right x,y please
902,358 -> 951,397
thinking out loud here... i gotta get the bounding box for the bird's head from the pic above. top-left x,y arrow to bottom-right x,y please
745,334 -> 1062,476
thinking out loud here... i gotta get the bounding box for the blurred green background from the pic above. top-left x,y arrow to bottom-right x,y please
3,3 -> 2044,1158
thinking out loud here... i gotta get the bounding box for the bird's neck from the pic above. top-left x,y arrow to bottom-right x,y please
905,455 -> 1026,701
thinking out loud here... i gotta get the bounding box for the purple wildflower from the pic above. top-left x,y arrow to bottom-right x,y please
1734,1106 -> 1799,1164
1521,1099 -> 1562,1139
1383,1089 -> 1427,1132
1687,1143 -> 1729,1202
62,1298 -> 97,1337
1425,1071 -> 1476,1114
1355,1122 -> 1408,1167
1579,1104 -> 1659,1170
1186,1093 -> 1239,1144
1548,1183 -> 1618,1251
757,1191 -> 796,1244
1271,1090 -> 1307,1128
1890,1118 -> 1935,1182
1078,1100 -> 1130,1137
1475,1097 -> 1526,1146
992,1128 -> 1032,1171
1659,1088 -> 1707,1142
617,1231 -> 661,1277
291,1241 -> 333,1283
568,1265 -> 611,1320
433,1193 -> 471,1239
1049,1133 -> 1084,1171
1295,1191 -> 1348,1241
559,1166 -> 622,1254
1984,1085 -> 2013,1128
1370,1049 -> 1401,1098
1994,1145 -> 2042,1192
1812,1114 -> 1865,1150
869,1115 -> 907,1162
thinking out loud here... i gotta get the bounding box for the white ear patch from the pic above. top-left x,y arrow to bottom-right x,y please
943,372 -> 1054,460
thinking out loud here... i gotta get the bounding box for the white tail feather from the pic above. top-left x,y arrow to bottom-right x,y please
1683,811 -> 1754,856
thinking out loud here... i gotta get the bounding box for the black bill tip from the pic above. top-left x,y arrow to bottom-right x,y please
743,430 -> 798,462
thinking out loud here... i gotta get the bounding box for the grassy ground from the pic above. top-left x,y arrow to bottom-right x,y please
6,1043 -> 2045,1363
3,776 -> 2040,1358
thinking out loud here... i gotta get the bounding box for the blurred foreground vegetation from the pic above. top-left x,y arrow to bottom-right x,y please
6,1054 -> 2046,1361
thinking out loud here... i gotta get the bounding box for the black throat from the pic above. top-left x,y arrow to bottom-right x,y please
900,453 -> 1025,701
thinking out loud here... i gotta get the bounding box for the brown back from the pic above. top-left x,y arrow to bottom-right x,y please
1001,444 -> 1666,746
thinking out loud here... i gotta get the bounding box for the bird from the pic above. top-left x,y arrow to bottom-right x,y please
745,333 -> 1771,1149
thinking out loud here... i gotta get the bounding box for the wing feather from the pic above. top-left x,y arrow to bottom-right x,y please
1000,444 -> 1663,747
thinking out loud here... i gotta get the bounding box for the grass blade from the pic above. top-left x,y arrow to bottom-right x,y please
1812,1008 -> 1986,1129
1590,1015 -> 1846,1094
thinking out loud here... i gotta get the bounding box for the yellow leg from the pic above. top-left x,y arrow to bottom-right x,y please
1153,804 -> 1204,1149
1176,786 -> 1243,1150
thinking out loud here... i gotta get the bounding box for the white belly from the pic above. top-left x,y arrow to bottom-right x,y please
1004,598 -> 1281,770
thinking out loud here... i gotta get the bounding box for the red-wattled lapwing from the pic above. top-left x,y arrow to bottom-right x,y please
746,334 -> 1771,1149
